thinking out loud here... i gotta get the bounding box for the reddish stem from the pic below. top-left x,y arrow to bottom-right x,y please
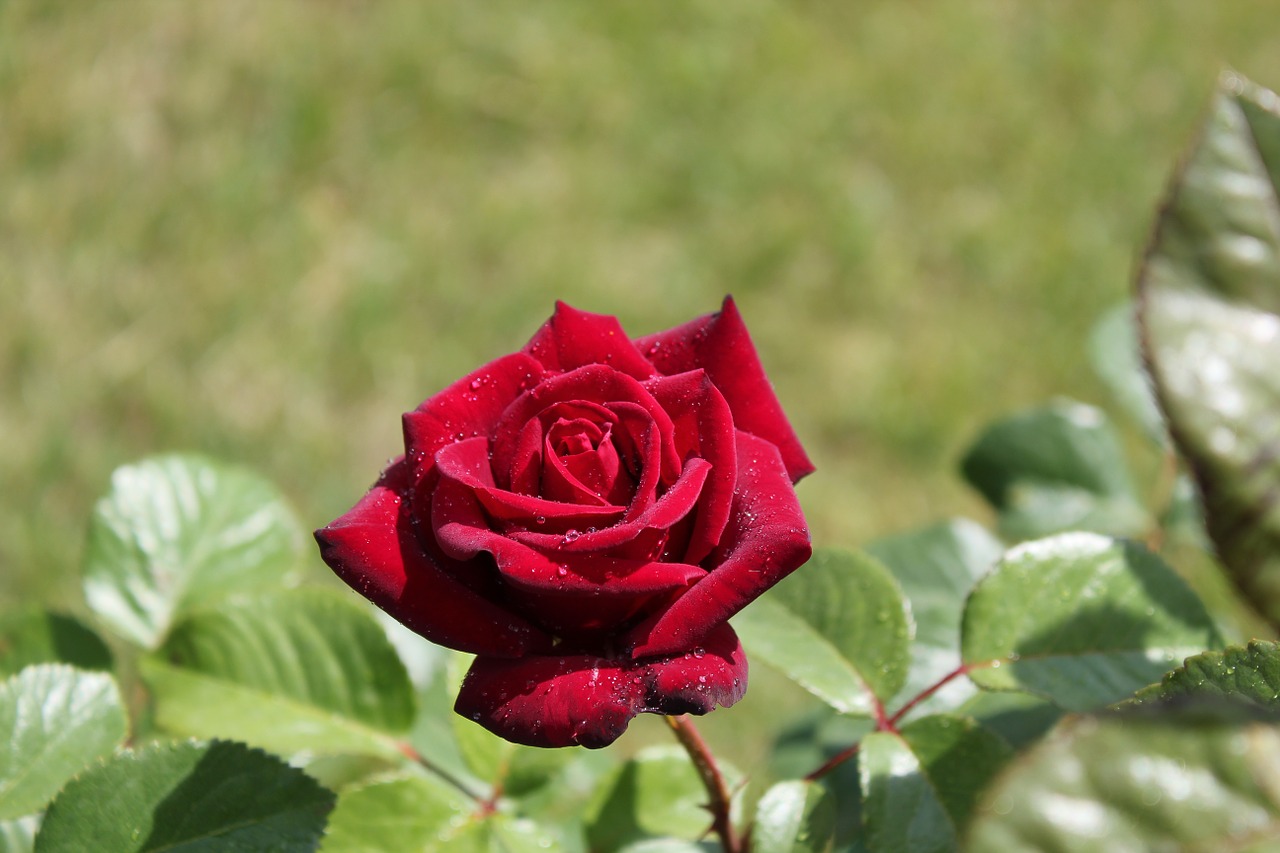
665,715 -> 740,853
804,663 -> 974,781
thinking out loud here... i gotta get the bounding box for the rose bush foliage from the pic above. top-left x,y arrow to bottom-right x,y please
315,298 -> 813,748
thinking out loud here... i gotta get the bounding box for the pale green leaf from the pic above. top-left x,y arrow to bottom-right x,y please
320,773 -> 473,853
1088,303 -> 1167,444
142,588 -> 414,760
0,666 -> 126,820
735,548 -> 911,715
960,401 -> 1149,540
752,781 -> 835,853
967,710 -> 1280,852
961,533 -> 1222,710
1138,72 -> 1280,629
584,746 -> 714,851
82,454 -> 305,648
35,739 -> 334,852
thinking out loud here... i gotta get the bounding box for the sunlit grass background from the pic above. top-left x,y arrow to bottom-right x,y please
5,0 -> 1280,724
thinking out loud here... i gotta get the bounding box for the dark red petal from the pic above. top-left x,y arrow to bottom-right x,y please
455,655 -> 643,748
402,352 -> 545,479
635,296 -> 814,483
454,623 -> 747,749
644,370 -> 736,563
313,459 -> 550,657
637,623 -> 748,716
435,438 -> 624,531
625,431 -> 812,658
490,365 -> 681,493
523,302 -> 658,381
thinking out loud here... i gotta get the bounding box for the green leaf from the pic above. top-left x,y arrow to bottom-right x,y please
752,781 -> 835,853
448,816 -> 559,853
961,533 -> 1222,710
735,548 -> 911,715
860,714 -> 1012,853
584,746 -> 714,851
1128,640 -> 1280,710
867,520 -> 1003,715
35,739 -> 334,852
953,691 -> 1062,751
82,454 -> 305,648
959,400 -> 1149,540
967,709 -> 1280,852
0,665 -> 126,820
0,610 -> 111,678
320,773 -> 473,852
1088,303 -> 1167,444
142,588 -> 415,761
1137,73 -> 1280,629
0,816 -> 37,853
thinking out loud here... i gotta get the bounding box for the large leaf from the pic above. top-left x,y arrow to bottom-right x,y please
735,548 -> 911,716
0,666 -> 127,820
961,533 -> 1222,710
959,401 -> 1149,540
584,746 -> 717,852
752,781 -> 836,853
0,611 -> 111,679
967,709 -> 1280,852
867,520 -> 1003,715
35,739 -> 334,852
321,773 -> 472,853
82,454 -> 305,648
1128,640 -> 1280,709
859,714 -> 1012,853
142,588 -> 414,761
1138,72 -> 1280,629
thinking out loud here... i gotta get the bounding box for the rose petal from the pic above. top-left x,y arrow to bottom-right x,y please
635,296 -> 814,483
490,365 -> 681,495
436,438 -> 624,532
644,370 -> 736,563
625,431 -> 812,658
402,352 -> 545,481
523,301 -> 659,381
314,459 -> 551,657
455,624 -> 747,748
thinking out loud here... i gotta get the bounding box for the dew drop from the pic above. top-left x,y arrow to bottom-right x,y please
563,529 -> 581,543
536,515 -> 547,525
556,565 -> 568,577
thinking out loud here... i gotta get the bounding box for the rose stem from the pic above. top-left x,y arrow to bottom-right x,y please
665,715 -> 740,853
804,663 -> 973,782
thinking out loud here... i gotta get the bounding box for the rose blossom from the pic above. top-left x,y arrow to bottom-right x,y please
315,298 -> 812,748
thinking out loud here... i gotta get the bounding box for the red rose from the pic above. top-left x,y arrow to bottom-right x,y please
315,298 -> 812,748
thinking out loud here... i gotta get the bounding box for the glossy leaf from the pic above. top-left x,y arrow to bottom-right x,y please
959,400 -> 1148,540
584,746 -> 715,851
1128,640 -> 1280,709
752,781 -> 835,853
35,739 -> 334,852
320,774 -> 472,852
860,714 -> 1012,853
82,454 -> 305,648
967,709 -> 1280,852
142,588 -> 414,761
0,666 -> 126,820
735,548 -> 911,715
0,611 -> 111,679
1138,72 -> 1280,629
1088,303 -> 1167,443
961,533 -> 1222,710
867,520 -> 1003,714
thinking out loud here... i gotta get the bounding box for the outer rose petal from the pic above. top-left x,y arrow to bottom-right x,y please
523,301 -> 659,381
402,352 -> 545,479
313,459 -> 551,657
626,431 -> 812,658
455,624 -> 747,748
635,296 -> 815,483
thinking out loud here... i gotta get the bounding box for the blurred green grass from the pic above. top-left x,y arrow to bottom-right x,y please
4,0 -> 1280,613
